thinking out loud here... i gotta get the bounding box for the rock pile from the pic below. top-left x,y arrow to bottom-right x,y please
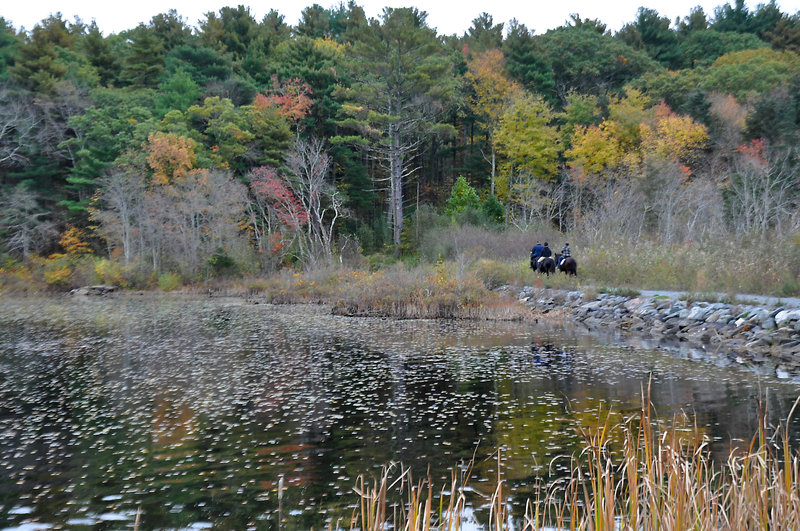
514,286 -> 800,379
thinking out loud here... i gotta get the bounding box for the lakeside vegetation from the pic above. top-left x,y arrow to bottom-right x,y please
347,395 -> 800,530
2,1 -> 800,301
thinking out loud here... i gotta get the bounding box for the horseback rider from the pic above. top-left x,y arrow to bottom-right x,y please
559,242 -> 571,267
531,241 -> 544,264
541,242 -> 552,258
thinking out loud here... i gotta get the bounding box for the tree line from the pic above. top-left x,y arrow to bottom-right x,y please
2,0 -> 800,282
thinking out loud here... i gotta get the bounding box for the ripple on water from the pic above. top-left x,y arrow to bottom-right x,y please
0,296 -> 798,529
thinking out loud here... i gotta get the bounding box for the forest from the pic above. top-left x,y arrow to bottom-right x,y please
2,0 -> 800,293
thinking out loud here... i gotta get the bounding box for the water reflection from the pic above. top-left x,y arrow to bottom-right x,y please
0,296 -> 798,529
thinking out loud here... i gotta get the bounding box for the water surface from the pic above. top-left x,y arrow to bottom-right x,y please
1,295 -> 798,529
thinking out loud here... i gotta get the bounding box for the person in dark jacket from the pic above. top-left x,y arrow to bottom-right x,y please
530,241 -> 543,269
541,242 -> 552,258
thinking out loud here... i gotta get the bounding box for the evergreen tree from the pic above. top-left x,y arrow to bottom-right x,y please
340,7 -> 456,252
618,8 -> 682,69
149,9 -> 193,52
79,21 -> 119,86
462,13 -> 504,54
502,19 -> 555,102
120,25 -> 165,88
0,18 -> 19,80
11,14 -> 76,92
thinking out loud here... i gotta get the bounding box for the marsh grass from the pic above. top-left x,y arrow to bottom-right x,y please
346,393 -> 800,530
247,262 -> 531,320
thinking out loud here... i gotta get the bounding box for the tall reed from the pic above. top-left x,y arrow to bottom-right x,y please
346,393 -> 800,530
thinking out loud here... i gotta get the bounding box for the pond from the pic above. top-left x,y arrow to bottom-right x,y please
1,295 -> 799,530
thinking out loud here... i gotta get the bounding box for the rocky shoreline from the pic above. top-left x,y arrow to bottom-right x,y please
512,286 -> 800,380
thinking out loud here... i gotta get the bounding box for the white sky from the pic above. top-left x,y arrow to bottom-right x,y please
4,0 -> 800,36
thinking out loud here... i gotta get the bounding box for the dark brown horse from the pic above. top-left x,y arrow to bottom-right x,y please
536,256 -> 556,276
555,254 -> 577,276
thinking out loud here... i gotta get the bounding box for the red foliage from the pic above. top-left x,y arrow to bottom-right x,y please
736,138 -> 768,165
253,77 -> 313,125
249,166 -> 308,229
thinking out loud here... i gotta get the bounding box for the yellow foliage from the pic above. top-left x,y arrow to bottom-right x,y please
146,132 -> 197,185
58,225 -> 93,256
44,265 -> 72,286
608,88 -> 654,151
94,259 -> 127,287
313,36 -> 345,57
566,121 -> 623,176
466,49 -> 522,138
495,93 -> 562,180
640,103 -> 708,164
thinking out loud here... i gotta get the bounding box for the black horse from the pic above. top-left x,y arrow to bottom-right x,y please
535,256 -> 556,276
555,253 -> 578,276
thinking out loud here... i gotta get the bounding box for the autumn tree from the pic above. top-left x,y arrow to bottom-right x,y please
248,165 -> 307,263
146,132 -> 197,184
466,49 -> 522,194
494,93 -> 561,226
640,103 -> 709,165
566,122 -> 623,176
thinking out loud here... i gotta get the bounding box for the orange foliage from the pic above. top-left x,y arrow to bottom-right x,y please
146,132 -> 197,184
254,77 -> 313,125
58,225 -> 93,256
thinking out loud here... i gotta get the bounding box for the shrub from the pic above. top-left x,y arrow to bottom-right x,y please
482,194 -> 505,224
471,259 -> 516,289
445,176 -> 481,215
208,248 -> 236,276
158,271 -> 182,291
94,258 -> 128,287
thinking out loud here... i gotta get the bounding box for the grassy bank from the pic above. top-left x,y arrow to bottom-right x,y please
3,224 -> 799,303
345,396 -> 800,530
243,262 -> 532,320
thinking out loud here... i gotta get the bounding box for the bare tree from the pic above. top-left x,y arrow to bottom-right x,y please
91,170 -> 146,265
92,168 -> 249,276
0,86 -> 38,169
727,143 -> 800,237
286,137 -> 346,266
0,183 -> 57,258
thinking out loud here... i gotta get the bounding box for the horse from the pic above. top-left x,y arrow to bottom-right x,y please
536,256 -> 556,276
555,253 -> 577,276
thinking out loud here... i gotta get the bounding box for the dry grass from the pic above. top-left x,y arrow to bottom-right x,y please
244,262 -> 532,321
344,392 -> 800,530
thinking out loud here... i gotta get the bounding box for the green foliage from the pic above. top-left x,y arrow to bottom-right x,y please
208,248 -> 236,275
0,17 -> 20,80
10,14 -> 77,92
618,8 -> 682,69
445,176 -> 481,215
482,194 -> 505,223
679,30 -> 767,68
79,21 -> 119,86
158,271 -> 182,291
745,85 -> 799,143
503,20 -> 555,101
165,45 -> 231,86
532,25 -> 660,100
702,48 -> 800,100
155,69 -> 201,114
4,2 -> 800,288
120,24 -> 165,88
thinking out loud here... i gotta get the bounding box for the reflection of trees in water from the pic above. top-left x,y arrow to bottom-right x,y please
3,299 -> 800,529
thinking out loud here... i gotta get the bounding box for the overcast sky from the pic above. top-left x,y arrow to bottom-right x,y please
4,0 -> 800,36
